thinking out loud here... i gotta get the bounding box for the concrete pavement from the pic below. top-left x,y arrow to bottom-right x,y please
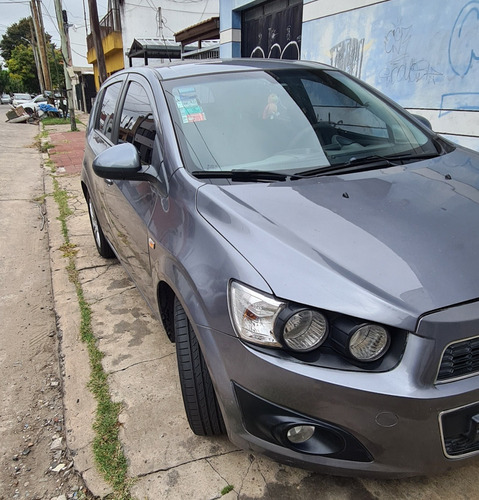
43,115 -> 479,499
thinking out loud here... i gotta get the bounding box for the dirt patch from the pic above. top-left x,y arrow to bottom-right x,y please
0,117 -> 91,499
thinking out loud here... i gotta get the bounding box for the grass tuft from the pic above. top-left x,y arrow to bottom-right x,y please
52,176 -> 131,499
221,485 -> 234,495
52,177 -> 73,242
42,116 -> 82,126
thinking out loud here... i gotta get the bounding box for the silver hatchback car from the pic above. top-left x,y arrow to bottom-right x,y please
81,59 -> 479,477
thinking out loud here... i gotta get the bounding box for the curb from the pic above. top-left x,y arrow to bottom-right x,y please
44,148 -> 112,497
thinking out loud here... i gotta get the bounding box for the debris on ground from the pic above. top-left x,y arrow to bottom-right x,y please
5,103 -> 62,124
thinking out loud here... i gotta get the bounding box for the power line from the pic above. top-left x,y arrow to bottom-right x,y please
40,0 -> 61,37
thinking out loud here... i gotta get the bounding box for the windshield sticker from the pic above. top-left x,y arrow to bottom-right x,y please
174,87 -> 206,123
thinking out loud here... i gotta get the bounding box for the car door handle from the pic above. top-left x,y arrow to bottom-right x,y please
104,179 -> 114,186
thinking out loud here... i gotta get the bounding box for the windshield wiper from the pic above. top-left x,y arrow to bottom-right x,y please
294,156 -> 395,178
191,170 -> 288,182
345,154 -> 398,166
294,151 -> 440,178
380,152 -> 440,162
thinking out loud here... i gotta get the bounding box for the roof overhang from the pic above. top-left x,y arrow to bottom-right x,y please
174,17 -> 220,47
127,38 -> 183,62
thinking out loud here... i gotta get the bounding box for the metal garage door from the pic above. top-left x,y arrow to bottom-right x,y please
241,0 -> 303,60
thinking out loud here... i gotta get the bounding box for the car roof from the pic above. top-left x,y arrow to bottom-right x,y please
110,58 -> 333,82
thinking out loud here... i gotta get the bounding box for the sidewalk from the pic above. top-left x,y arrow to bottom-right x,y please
46,114 -> 89,175
43,113 -> 113,498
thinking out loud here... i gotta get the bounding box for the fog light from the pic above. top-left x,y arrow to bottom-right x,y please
286,425 -> 315,443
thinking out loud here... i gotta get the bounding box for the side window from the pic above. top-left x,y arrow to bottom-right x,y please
302,78 -> 388,139
97,82 -> 122,141
118,81 -> 156,165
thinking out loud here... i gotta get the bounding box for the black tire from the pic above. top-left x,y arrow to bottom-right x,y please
86,193 -> 115,258
174,297 -> 226,436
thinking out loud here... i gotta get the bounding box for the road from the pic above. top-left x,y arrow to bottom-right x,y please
0,116 -> 87,498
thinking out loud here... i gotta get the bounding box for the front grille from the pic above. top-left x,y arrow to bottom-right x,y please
437,336 -> 479,382
441,402 -> 479,458
444,434 -> 479,457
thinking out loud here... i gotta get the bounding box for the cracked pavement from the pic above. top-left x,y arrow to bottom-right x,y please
44,118 -> 479,499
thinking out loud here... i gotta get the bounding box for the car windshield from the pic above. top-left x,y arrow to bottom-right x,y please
14,93 -> 31,100
162,68 -> 440,175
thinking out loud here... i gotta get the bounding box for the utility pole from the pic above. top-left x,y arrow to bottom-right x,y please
53,0 -> 77,131
87,0 -> 108,86
28,21 -> 44,91
30,0 -> 52,92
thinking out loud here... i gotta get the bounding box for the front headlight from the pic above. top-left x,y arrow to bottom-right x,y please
228,281 -> 284,346
349,324 -> 390,361
228,281 -> 394,363
331,318 -> 391,362
279,308 -> 329,352
228,282 -> 329,352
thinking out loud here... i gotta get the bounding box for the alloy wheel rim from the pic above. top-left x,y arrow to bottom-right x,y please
89,199 -> 101,248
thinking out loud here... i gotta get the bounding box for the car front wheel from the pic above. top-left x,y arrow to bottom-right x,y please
86,193 -> 115,258
174,297 -> 226,436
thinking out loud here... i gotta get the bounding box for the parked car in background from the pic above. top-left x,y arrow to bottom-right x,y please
1,93 -> 12,105
11,93 -> 32,107
21,94 -> 48,115
81,58 -> 479,477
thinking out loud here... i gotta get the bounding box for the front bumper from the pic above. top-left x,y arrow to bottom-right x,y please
198,300 -> 479,477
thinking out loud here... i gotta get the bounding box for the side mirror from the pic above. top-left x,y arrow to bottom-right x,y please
93,143 -> 142,180
92,142 -> 168,196
412,114 -> 433,130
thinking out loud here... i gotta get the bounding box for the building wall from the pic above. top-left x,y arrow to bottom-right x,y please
69,25 -> 91,68
120,0 -> 219,68
87,31 -> 124,88
220,0 -> 479,150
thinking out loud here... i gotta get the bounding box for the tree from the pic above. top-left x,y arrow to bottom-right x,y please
7,44 -> 40,93
0,18 -> 33,62
1,18 -> 60,94
49,46 -> 65,91
0,68 -> 12,93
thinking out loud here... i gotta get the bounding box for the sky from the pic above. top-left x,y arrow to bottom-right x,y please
0,0 -> 109,66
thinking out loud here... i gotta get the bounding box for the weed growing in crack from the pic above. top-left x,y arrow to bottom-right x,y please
52,176 -> 131,500
221,484 -> 235,495
59,242 -> 78,258
52,177 -> 72,242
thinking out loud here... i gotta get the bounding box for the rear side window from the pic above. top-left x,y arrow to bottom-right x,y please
119,81 -> 156,165
97,82 -> 122,141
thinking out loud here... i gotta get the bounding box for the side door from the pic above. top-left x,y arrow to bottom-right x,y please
84,78 -> 125,244
101,75 -> 161,305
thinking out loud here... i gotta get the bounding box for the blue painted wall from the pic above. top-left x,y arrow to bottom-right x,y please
219,0 -> 478,148
301,0 -> 479,149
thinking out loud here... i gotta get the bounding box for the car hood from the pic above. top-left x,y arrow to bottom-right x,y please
196,148 -> 479,330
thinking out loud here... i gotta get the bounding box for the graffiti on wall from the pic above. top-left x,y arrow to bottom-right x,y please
441,1 -> 479,115
380,22 -> 442,85
299,0 -> 479,148
449,1 -> 479,76
330,38 -> 365,78
242,1 -> 302,60
301,0 -> 479,110
250,26 -> 301,59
